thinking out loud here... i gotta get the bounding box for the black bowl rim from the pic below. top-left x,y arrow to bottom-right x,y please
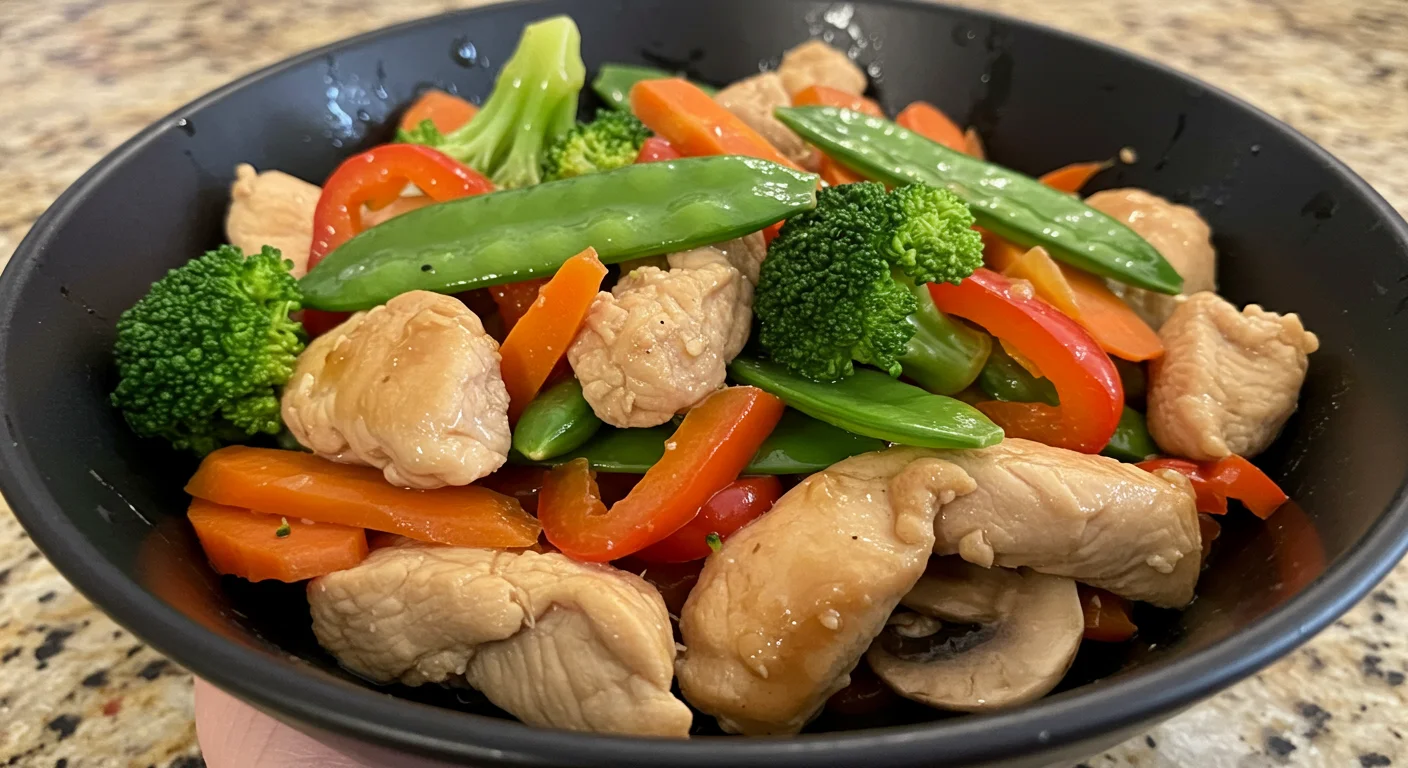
4,0 -> 1408,764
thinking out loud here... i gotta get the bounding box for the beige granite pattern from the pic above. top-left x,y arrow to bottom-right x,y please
0,0 -> 1406,765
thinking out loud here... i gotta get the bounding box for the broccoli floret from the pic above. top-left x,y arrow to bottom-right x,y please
541,109 -> 651,181
754,182 -> 983,382
396,118 -> 446,146
111,245 -> 306,455
400,16 -> 585,188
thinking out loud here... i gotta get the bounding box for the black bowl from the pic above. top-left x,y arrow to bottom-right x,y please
4,0 -> 1408,765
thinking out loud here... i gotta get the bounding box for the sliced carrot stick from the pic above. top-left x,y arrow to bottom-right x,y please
630,78 -> 801,170
1003,246 -> 1082,319
896,102 -> 967,153
399,89 -> 478,133
185,447 -> 541,548
792,85 -> 884,117
499,248 -> 608,422
187,498 -> 368,582
819,155 -> 865,186
1039,160 -> 1114,194
979,227 -> 1026,272
964,127 -> 987,160
1060,265 -> 1164,361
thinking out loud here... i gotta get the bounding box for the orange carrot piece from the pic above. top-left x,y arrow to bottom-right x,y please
630,78 -> 801,170
979,228 -> 1026,272
187,498 -> 368,583
896,102 -> 967,153
499,248 -> 608,422
819,155 -> 865,186
1040,160 -> 1114,194
186,447 -> 541,548
1002,246 -> 1082,319
1060,265 -> 1165,361
490,277 -> 550,332
1078,585 -> 1138,642
792,85 -> 884,117
964,127 -> 987,160
399,89 -> 478,133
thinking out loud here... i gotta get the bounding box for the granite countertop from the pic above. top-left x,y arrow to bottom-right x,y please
1,0 -> 1405,765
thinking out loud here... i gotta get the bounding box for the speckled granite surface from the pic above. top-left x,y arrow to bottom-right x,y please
1,0 -> 1405,765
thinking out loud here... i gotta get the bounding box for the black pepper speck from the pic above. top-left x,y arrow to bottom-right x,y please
1373,612 -> 1386,623
1297,701 -> 1332,739
137,659 -> 170,680
45,713 -> 81,740
1372,591 -> 1397,606
1363,654 -> 1385,678
1,647 -> 20,663
34,627 -> 74,663
1359,754 -> 1392,767
1266,735 -> 1297,758
167,757 -> 205,768
1386,671 -> 1405,686
56,759 -> 68,768
36,591 -> 56,603
1145,735 -> 1157,748
81,669 -> 108,688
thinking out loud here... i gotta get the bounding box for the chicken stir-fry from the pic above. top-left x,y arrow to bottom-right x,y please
117,17 -> 1321,740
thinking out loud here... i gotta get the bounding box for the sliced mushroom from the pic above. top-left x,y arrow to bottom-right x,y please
866,558 -> 1083,712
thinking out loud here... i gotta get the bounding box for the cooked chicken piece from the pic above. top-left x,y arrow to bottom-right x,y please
711,231 -> 768,285
225,164 -> 320,277
677,449 -> 977,734
282,291 -> 510,489
1086,188 -> 1217,329
918,439 -> 1201,608
568,248 -> 752,428
309,544 -> 692,737
1148,291 -> 1318,460
777,40 -> 868,97
714,73 -> 817,170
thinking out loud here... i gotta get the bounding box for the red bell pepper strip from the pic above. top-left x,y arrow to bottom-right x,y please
635,136 -> 682,164
1137,455 -> 1289,519
302,144 -> 494,337
538,387 -> 786,562
634,476 -> 782,563
928,268 -> 1123,453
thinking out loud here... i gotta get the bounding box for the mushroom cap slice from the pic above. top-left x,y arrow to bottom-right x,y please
867,558 -> 1083,712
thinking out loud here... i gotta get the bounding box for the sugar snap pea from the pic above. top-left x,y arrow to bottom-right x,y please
511,409 -> 883,474
511,379 -> 602,461
729,358 -> 1003,450
1101,407 -> 1157,463
775,106 -> 1183,295
592,63 -> 715,109
300,156 -> 818,310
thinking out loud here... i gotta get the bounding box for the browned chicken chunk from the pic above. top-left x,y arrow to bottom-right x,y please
714,73 -> 817,170
282,291 -> 510,489
225,164 -> 319,277
776,40 -> 868,96
1148,291 -> 1319,460
309,544 -> 692,737
920,439 -> 1201,608
567,248 -> 752,428
1086,188 -> 1217,329
677,449 -> 977,734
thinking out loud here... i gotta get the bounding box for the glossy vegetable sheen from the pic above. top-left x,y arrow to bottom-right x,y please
301,156 -> 817,310
185,447 -> 541,548
512,378 -> 604,461
631,79 -> 800,169
1138,455 -> 1289,519
634,476 -> 782,563
1102,407 -> 1158,462
538,386 -> 785,561
729,358 -> 1003,449
515,408 -> 886,474
187,499 -> 368,583
592,63 -> 715,109
901,279 -> 993,395
776,106 -> 1184,294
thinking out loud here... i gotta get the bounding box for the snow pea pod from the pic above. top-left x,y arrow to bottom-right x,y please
592,63 -> 715,109
511,409 -> 883,473
775,106 -> 1183,295
301,156 -> 818,310
1102,407 -> 1157,463
729,358 -> 1003,449
511,379 -> 602,461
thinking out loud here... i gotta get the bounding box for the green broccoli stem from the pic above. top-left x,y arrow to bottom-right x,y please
896,274 -> 992,395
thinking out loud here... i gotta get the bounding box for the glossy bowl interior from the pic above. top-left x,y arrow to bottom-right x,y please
4,0 -> 1408,766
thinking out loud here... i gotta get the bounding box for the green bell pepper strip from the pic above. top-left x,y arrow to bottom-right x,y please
1101,407 -> 1157,463
729,358 -> 1003,450
511,409 -> 885,474
592,64 -> 715,109
511,379 -> 603,461
774,106 -> 1183,295
899,276 -> 992,395
976,347 -> 1154,461
300,156 -> 818,311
